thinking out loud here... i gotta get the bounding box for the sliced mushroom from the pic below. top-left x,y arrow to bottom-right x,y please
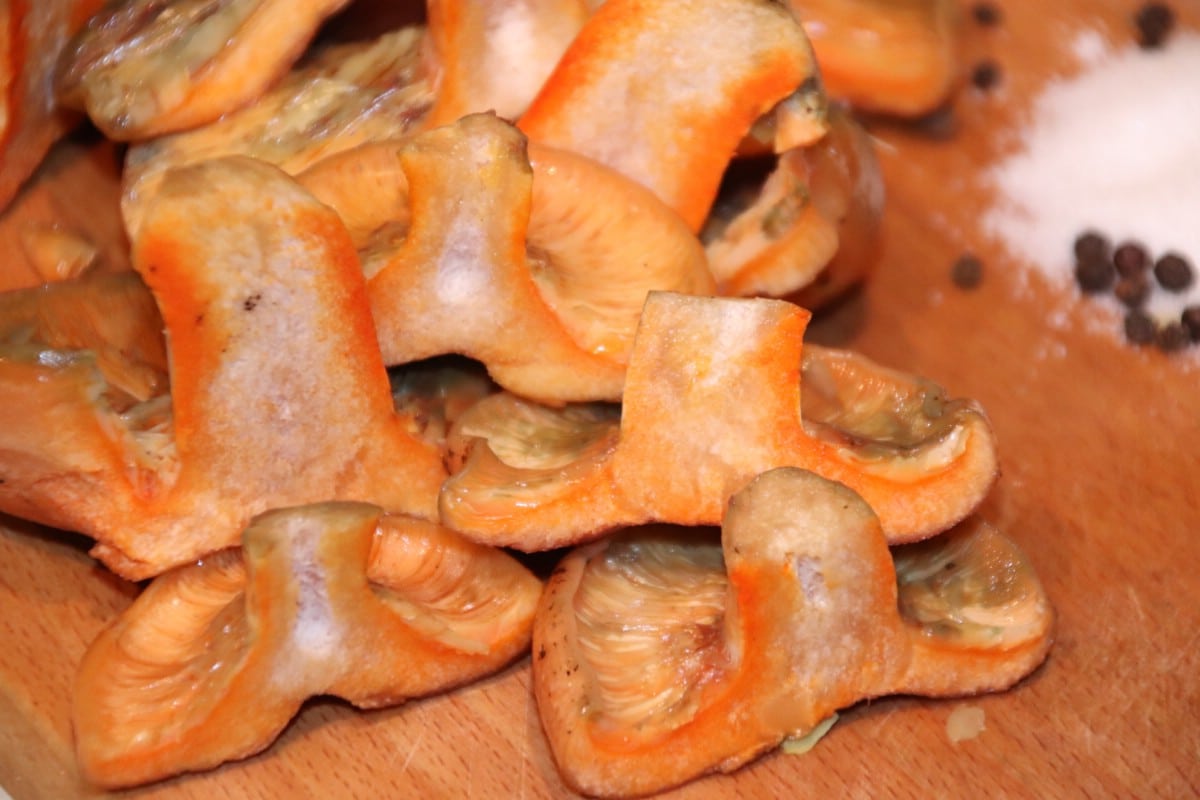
120,26 -> 436,240
703,103 -> 884,304
55,0 -> 354,140
518,0 -> 825,231
423,0 -> 589,125
362,112 -> 714,404
533,467 -> 1053,797
442,291 -> 997,548
790,0 -> 962,117
0,156 -> 446,578
74,501 -> 542,789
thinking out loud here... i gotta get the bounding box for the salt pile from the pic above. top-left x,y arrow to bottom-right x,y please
982,30 -> 1200,336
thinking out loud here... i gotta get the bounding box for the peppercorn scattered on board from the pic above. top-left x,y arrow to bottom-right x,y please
1,1 -> 1199,798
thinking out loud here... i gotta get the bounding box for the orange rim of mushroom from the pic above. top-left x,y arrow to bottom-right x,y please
74,501 -> 542,789
55,0 -> 356,140
441,291 -> 998,549
518,0 -> 827,232
790,0 -> 963,117
532,467 -> 1053,797
0,156 -> 447,579
356,112 -> 714,404
704,103 -> 885,303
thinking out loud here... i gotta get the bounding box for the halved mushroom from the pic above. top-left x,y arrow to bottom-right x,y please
0,156 -> 445,578
442,291 -> 997,548
518,0 -> 826,232
533,467 -> 1053,797
120,26 -> 436,240
0,0 -> 102,210
55,0 -> 355,140
360,112 -> 714,404
423,0 -> 589,126
790,0 -> 962,117
703,103 -> 884,304
75,501 -> 542,789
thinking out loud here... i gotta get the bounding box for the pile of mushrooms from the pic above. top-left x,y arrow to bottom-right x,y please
0,0 -> 1053,795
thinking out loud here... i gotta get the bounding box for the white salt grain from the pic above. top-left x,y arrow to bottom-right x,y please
983,30 -> 1200,335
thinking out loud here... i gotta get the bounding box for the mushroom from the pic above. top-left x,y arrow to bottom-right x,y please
703,103 -> 885,304
74,501 -> 542,789
357,112 -> 714,404
789,0 -> 962,117
0,156 -> 446,578
423,0 -> 590,126
533,467 -> 1053,797
55,0 -> 355,140
518,0 -> 826,232
0,0 -> 102,211
118,25 -> 438,240
441,291 -> 997,549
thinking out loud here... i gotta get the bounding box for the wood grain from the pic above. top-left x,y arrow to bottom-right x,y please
2,1 -> 1199,798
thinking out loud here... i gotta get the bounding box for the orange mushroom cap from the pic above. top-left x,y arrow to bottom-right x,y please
533,467 -> 1053,797
0,156 -> 446,578
74,502 -> 542,789
362,112 -> 714,404
120,26 -> 437,241
0,0 -> 105,210
423,0 -> 590,125
791,0 -> 963,117
442,291 -> 998,549
519,0 -> 824,231
704,103 -> 885,303
56,0 -> 355,140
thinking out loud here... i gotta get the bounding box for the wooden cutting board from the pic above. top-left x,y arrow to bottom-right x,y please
1,2 -> 1197,798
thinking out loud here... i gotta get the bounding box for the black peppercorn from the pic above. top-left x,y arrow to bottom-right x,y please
1114,274 -> 1151,308
1135,2 -> 1175,49
1154,252 -> 1194,291
1124,309 -> 1158,345
1073,230 -> 1110,264
971,60 -> 1002,91
1075,257 -> 1115,293
1182,306 -> 1200,341
951,253 -> 984,289
971,2 -> 1003,27
1157,321 -> 1191,352
1112,241 -> 1149,278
